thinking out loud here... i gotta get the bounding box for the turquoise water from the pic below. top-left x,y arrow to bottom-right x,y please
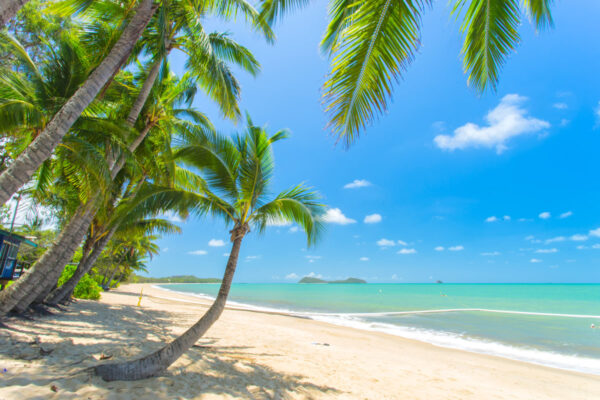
158,283 -> 600,374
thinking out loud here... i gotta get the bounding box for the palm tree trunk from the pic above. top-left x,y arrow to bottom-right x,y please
126,58 -> 163,125
0,0 -> 28,27
103,266 -> 119,290
95,227 -> 247,381
46,226 -> 117,305
0,0 -> 158,206
0,201 -> 97,316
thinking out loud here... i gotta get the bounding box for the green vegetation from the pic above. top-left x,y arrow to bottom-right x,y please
131,275 -> 221,284
299,277 -> 367,284
57,264 -> 101,300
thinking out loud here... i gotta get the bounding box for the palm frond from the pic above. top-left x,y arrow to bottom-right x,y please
322,0 -> 430,146
523,0 -> 553,29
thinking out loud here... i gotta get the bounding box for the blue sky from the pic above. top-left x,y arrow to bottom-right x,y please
147,0 -> 600,283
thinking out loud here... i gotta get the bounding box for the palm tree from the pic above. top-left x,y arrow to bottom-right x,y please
0,0 -> 158,205
94,116 -> 325,381
259,0 -> 555,146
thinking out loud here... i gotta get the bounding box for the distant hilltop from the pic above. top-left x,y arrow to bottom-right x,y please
298,277 -> 367,284
131,274 -> 222,284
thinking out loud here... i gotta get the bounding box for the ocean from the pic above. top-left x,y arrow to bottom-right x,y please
157,283 -> 600,374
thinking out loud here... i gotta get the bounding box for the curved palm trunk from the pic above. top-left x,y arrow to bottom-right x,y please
103,266 -> 119,290
0,0 -> 28,27
126,58 -> 162,125
0,0 -> 158,206
0,202 -> 96,316
95,229 -> 246,381
46,227 -> 117,305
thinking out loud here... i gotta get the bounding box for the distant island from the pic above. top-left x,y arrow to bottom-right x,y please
298,277 -> 367,284
131,274 -> 222,284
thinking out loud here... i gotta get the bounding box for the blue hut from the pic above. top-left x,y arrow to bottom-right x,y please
0,229 -> 37,281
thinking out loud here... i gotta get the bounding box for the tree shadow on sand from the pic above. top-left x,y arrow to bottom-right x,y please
0,300 -> 342,399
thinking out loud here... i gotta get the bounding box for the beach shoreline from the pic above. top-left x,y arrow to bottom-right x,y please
1,283 -> 599,399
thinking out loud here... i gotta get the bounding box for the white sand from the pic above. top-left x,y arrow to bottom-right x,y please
0,283 -> 598,399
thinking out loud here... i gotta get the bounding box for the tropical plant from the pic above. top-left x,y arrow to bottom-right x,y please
94,116 -> 325,380
56,263 -> 102,300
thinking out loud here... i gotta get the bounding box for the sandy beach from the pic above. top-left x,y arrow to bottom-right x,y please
0,283 -> 598,399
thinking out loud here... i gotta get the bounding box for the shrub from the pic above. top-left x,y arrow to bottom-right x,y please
57,264 -> 102,300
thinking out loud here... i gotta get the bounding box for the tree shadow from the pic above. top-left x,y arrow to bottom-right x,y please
0,299 -> 342,399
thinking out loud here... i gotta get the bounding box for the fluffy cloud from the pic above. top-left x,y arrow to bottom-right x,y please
559,211 -> 573,219
485,216 -> 498,222
364,213 -> 382,224
481,251 -> 501,256
397,240 -> 408,246
530,258 -> 542,263
545,236 -> 566,244
360,257 -> 369,261
306,272 -> 323,279
323,208 -> 356,225
433,94 -> 550,153
163,211 -> 183,223
267,217 -> 292,227
570,234 -> 588,241
208,239 -> 226,247
589,227 -> 600,237
377,238 -> 396,247
285,273 -> 299,280
448,245 -> 464,251
595,101 -> 600,126
539,212 -> 551,219
245,255 -> 260,261
397,248 -> 417,254
289,226 -> 299,233
162,247 -> 169,252
188,250 -> 207,255
344,179 -> 371,189
503,215 -> 511,221
553,102 -> 568,110
535,248 -> 558,253
434,246 -> 445,251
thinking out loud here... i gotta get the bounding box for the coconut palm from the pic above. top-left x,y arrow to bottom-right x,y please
94,116 -> 324,381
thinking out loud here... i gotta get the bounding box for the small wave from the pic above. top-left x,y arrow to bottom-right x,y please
306,308 -> 600,319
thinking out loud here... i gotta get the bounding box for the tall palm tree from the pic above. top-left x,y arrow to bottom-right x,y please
259,0 -> 555,146
0,0 -> 158,205
95,117 -> 324,381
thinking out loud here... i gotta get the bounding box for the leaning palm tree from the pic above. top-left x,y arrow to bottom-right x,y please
259,0 -> 555,146
95,117 -> 324,381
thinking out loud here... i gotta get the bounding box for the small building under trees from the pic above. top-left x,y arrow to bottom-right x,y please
0,229 -> 37,284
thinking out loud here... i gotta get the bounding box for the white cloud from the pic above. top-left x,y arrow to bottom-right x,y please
305,255 -> 321,260
553,102 -> 568,110
485,216 -> 498,222
307,272 -> 323,279
589,227 -> 600,237
223,253 -> 230,257
391,274 -> 398,280
593,244 -> 600,249
162,247 -> 169,252
208,239 -> 226,247
364,213 -> 382,224
289,226 -> 299,233
545,236 -> 566,244
377,238 -> 396,247
397,240 -> 408,246
595,101 -> 600,127
448,245 -> 464,251
559,211 -> 573,219
344,179 -> 371,189
245,255 -> 260,261
285,273 -> 299,280
535,248 -> 558,254
267,217 -> 292,227
503,215 -> 511,221
525,235 -> 535,241
576,245 -> 586,250
530,258 -> 542,263
397,248 -> 417,254
434,246 -> 445,251
539,211 -> 551,219
481,251 -> 501,256
360,257 -> 369,261
323,208 -> 356,225
570,234 -> 588,242
433,94 -> 550,153
163,211 -> 183,223
188,250 -> 207,255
